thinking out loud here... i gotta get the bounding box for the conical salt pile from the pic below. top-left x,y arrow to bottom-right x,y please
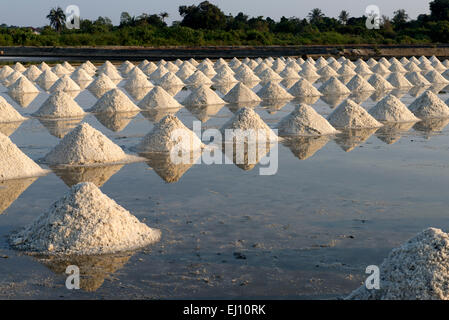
39,62 -> 51,72
176,64 -> 195,81
164,61 -> 179,73
354,63 -> 373,75
346,75 -> 375,93
13,62 -> 26,73
36,69 -> 59,90
10,182 -> 161,255
0,66 -> 14,80
409,90 -> 449,119
257,81 -> 293,100
183,85 -> 226,106
49,75 -> 81,94
372,63 -> 391,74
62,61 -> 75,72
369,94 -> 420,122
120,61 -> 135,76
42,123 -> 134,166
406,72 -> 431,86
259,68 -> 283,82
99,65 -> 123,82
229,57 -> 241,69
328,60 -> 342,71
33,91 -> 85,119
88,88 -> 140,114
419,61 -> 434,72
0,133 -> 47,180
405,61 -> 422,72
280,67 -> 300,79
185,70 -> 213,87
220,107 -> 278,142
317,65 -> 338,78
138,86 -> 182,110
0,96 -> 27,123
3,71 -> 23,87
318,76 -> 351,95
337,65 -> 356,77
389,63 -> 407,73
327,99 -> 383,129
51,64 -> 70,77
141,62 -> 158,76
432,60 -> 446,72
223,82 -> 262,104
124,73 -> 153,93
346,228 -> 449,300
71,68 -> 94,84
285,60 -> 301,72
368,74 -> 395,91
253,62 -> 270,75
271,59 -> 286,73
288,78 -> 322,97
425,70 -> 449,84
87,73 -> 117,99
23,65 -> 42,81
8,76 -> 39,95
387,72 -> 413,88
156,71 -> 184,88
314,57 -> 327,69
378,57 -> 391,67
234,65 -> 260,83
198,63 -> 216,78
137,115 -> 204,153
277,104 -> 338,136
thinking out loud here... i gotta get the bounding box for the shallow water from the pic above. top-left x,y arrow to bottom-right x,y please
1,75 -> 449,299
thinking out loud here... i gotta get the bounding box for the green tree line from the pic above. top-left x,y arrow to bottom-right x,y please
2,0 -> 449,46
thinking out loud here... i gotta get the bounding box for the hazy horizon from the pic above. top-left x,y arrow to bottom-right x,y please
0,0 -> 430,27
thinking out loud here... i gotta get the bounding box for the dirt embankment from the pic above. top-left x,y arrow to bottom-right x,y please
1,44 -> 449,60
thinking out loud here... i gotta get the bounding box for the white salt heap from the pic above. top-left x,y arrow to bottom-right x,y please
124,73 -> 153,93
13,62 -> 26,73
51,64 -> 70,77
23,65 -> 42,82
387,72 -> 413,88
223,82 -> 262,103
36,69 -> 59,89
99,64 -> 123,81
183,85 -> 226,106
234,65 -> 260,83
220,107 -> 278,142
8,76 -> 39,95
389,63 -> 407,73
141,62 -> 158,76
176,65 -> 196,81
198,63 -> 216,78
277,104 -> 338,136
49,75 -> 81,94
408,90 -> 449,119
87,73 -> 117,98
369,94 -> 420,122
137,115 -> 204,153
318,76 -> 351,95
185,70 -> 213,87
372,63 -> 391,74
425,70 -> 449,84
156,71 -> 184,88
259,68 -> 283,82
346,228 -> 449,300
39,62 -> 51,72
71,68 -> 94,83
327,99 -> 383,129
42,123 -> 133,166
257,81 -> 293,100
368,74 -> 395,91
405,61 -> 422,72
3,71 -> 24,87
0,66 -> 14,80
288,78 -> 322,97
33,91 -> 85,119
406,72 -> 431,86
138,86 -> 182,110
62,61 -> 75,72
280,67 -> 300,79
10,182 -> 161,255
354,63 -> 373,75
317,65 -> 338,78
89,88 -> 140,114
0,133 -> 47,181
346,75 -> 375,93
0,96 -> 27,122
337,65 -> 356,77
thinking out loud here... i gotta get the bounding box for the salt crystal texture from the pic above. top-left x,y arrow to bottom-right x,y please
223,82 -> 262,103
369,94 -> 420,122
138,86 -> 182,110
33,91 -> 85,119
0,96 -> 27,122
346,228 -> 449,300
88,88 -> 140,114
183,85 -> 226,106
327,99 -> 383,129
409,90 -> 449,119
10,182 -> 161,255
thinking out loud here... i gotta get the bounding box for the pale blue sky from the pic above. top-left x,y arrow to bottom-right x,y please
1,0 -> 430,27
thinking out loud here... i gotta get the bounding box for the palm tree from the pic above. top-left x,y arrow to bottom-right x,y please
47,7 -> 66,32
308,8 -> 324,24
160,12 -> 169,23
338,10 -> 350,25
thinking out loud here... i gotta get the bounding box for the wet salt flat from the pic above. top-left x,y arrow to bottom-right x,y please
2,58 -> 449,299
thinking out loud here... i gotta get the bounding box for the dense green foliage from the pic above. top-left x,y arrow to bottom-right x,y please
1,0 -> 449,46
